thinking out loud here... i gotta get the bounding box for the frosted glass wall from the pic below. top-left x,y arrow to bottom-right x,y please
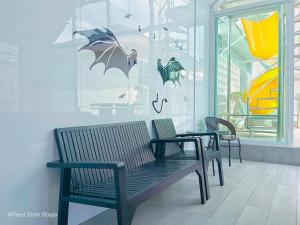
0,0 -> 210,224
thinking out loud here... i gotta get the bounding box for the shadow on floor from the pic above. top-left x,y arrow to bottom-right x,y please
80,209 -> 117,225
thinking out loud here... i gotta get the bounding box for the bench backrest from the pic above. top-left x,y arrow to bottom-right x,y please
54,121 -> 155,189
152,118 -> 183,156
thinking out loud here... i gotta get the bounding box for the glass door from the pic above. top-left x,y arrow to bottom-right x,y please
214,5 -> 287,142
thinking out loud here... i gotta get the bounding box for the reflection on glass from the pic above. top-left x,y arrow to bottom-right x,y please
0,42 -> 20,111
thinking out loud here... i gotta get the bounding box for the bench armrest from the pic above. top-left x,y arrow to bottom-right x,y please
47,160 -> 128,202
47,160 -> 125,170
176,132 -> 220,150
150,137 -> 200,144
150,137 -> 204,160
176,132 -> 218,138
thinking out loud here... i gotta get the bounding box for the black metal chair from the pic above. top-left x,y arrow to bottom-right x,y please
205,117 -> 242,167
152,118 -> 224,192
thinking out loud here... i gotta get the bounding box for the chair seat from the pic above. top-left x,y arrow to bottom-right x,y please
71,160 -> 198,200
166,150 -> 197,159
166,149 -> 219,161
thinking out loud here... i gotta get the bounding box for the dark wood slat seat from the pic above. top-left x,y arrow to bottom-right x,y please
166,149 -> 218,162
152,118 -> 225,200
47,121 -> 207,225
73,160 -> 198,200
164,150 -> 197,159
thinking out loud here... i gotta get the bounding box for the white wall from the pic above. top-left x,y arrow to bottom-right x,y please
0,0 -> 210,224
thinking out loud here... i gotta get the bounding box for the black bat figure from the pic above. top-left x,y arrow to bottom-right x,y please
157,57 -> 185,86
124,13 -> 132,19
119,93 -> 127,99
73,28 -> 137,78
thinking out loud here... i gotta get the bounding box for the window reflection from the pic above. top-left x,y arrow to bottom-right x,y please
0,42 -> 20,111
50,0 -> 206,130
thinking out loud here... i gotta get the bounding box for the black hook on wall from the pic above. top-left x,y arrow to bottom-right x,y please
152,93 -> 168,114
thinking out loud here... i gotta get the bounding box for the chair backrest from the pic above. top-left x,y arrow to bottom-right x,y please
205,117 -> 219,132
54,121 -> 155,189
152,118 -> 183,156
205,117 -> 236,136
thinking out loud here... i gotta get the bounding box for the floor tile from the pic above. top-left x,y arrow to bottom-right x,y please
266,184 -> 297,225
83,160 -> 300,225
235,205 -> 269,225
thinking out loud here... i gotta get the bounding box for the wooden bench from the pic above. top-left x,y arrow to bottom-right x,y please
47,121 -> 207,225
152,118 -> 224,200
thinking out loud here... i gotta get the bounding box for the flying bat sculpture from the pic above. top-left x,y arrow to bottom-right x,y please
157,57 -> 185,86
124,13 -> 132,19
73,28 -> 137,78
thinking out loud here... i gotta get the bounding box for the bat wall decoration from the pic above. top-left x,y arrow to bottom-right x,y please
119,93 -> 127,99
124,13 -> 132,19
73,28 -> 137,78
152,93 -> 168,114
157,57 -> 185,86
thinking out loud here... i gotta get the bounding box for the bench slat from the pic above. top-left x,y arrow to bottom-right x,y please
54,121 -> 156,191
72,160 -> 198,202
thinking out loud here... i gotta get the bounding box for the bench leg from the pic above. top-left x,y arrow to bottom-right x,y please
195,169 -> 207,204
203,161 -> 210,201
117,208 -> 129,225
238,139 -> 242,163
216,157 -> 224,186
57,200 -> 69,225
128,206 -> 137,225
212,160 -> 215,176
57,168 -> 71,225
116,206 -> 136,225
228,140 -> 231,167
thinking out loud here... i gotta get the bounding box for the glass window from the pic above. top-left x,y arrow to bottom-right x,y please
215,7 -> 287,142
213,0 -> 268,11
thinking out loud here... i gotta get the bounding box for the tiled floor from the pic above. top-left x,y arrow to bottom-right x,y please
83,159 -> 300,225
130,160 -> 300,225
